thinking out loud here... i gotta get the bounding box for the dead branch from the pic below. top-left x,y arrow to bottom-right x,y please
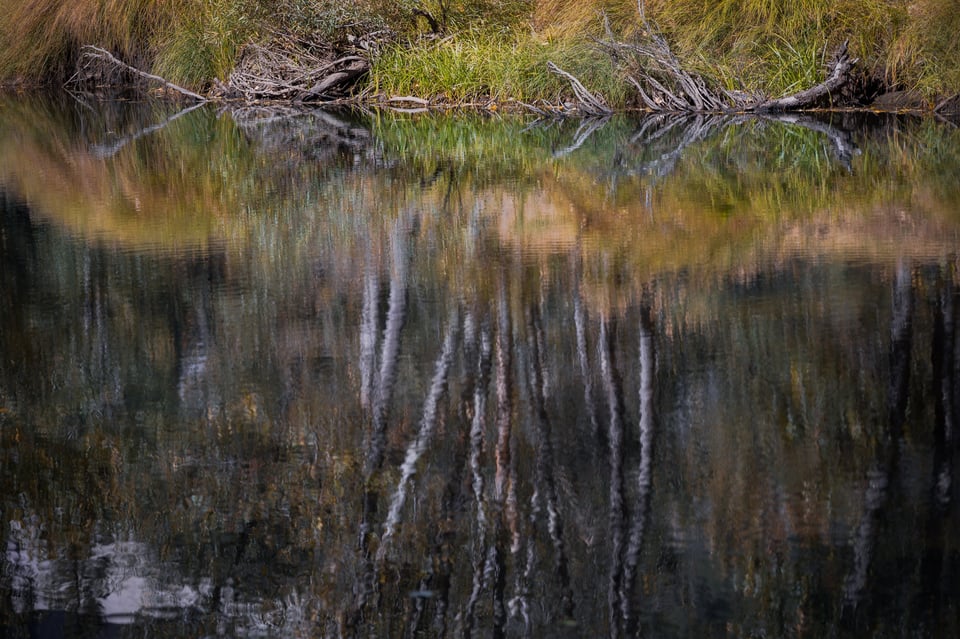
73,45 -> 206,101
751,41 -> 858,112
600,3 -> 856,114
596,6 -> 741,113
225,34 -> 373,102
546,61 -> 612,116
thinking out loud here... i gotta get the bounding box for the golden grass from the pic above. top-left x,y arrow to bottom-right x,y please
533,0 -> 960,97
0,0 -> 181,82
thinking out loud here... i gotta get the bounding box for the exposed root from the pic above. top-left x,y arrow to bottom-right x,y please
599,2 -> 859,114
547,61 -> 613,116
597,4 -> 743,113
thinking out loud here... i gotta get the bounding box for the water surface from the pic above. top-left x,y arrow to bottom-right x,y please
1,97 -> 958,637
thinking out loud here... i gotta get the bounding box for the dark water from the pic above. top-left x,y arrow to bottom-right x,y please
1,96 -> 958,637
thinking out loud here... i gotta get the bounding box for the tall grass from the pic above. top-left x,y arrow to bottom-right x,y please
0,0 -> 179,83
2,0 -> 959,99
535,0 -> 960,98
370,29 -> 629,106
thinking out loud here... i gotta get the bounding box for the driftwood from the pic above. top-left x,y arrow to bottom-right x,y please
597,5 -> 742,113
751,41 -> 858,112
224,34 -> 372,102
596,2 -> 859,114
70,45 -> 207,101
546,61 -> 613,116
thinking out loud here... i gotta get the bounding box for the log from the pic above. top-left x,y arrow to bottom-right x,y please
299,59 -> 369,100
751,41 -> 858,112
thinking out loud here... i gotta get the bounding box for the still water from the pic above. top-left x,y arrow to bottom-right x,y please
1,96 -> 958,637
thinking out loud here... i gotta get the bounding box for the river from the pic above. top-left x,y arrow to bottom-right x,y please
1,96 -> 958,637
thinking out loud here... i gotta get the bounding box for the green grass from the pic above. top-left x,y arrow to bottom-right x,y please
153,0 -> 257,88
370,29 -> 629,106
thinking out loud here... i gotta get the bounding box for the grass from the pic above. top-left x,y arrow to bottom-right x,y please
2,0 -> 959,101
0,0 -> 177,83
535,0 -> 960,99
370,29 -> 629,107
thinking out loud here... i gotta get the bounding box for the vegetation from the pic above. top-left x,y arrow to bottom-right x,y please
1,0 -> 959,106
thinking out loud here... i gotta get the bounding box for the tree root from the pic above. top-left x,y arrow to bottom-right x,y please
546,61 -> 613,116
596,3 -> 745,113
597,2 -> 859,114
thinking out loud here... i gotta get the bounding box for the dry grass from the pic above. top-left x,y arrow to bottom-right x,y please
0,0 -> 180,83
533,0 -> 960,98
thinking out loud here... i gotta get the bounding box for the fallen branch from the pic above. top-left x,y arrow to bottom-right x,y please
73,45 -> 206,101
751,41 -> 858,112
546,61 -> 612,116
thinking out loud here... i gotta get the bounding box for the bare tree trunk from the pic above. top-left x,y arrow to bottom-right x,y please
491,274 -> 515,638
919,273 -> 958,618
463,317 -> 493,638
525,304 -> 575,619
365,220 -> 411,477
573,259 -> 601,441
354,223 -> 412,628
359,267 -> 380,412
495,274 -> 515,505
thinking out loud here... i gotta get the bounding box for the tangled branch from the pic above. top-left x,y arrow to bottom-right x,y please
223,33 -> 373,102
546,61 -> 613,116
596,5 -> 745,112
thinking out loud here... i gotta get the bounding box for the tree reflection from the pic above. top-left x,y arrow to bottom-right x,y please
2,103 -> 960,638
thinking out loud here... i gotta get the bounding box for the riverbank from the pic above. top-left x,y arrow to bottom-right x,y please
2,1 -> 959,113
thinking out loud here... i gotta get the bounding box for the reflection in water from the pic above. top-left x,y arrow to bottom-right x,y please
1,98 -> 959,637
